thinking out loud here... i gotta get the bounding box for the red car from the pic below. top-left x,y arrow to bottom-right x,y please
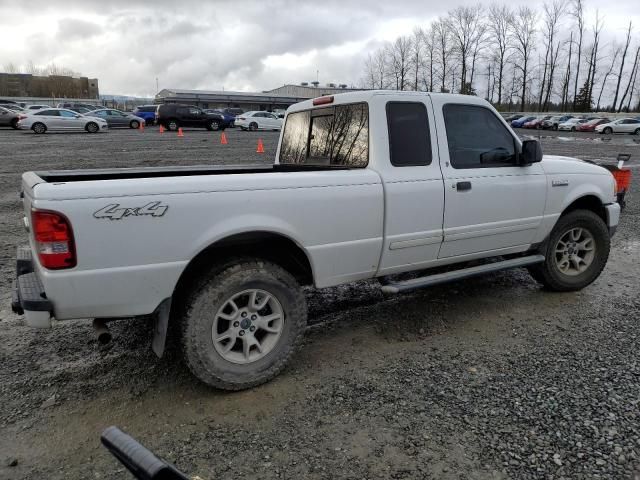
523,116 -> 551,129
576,118 -> 610,132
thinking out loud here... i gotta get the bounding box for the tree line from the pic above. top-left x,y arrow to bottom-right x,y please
361,0 -> 640,113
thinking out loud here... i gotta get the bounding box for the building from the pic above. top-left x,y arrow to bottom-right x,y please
0,73 -> 99,99
155,83 -> 363,111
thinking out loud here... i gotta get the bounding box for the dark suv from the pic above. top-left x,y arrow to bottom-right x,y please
155,104 -> 229,131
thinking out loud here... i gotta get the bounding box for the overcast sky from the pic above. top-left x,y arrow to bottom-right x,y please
1,0 -> 639,97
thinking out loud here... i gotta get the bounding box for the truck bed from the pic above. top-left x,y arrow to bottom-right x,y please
34,163 -> 353,182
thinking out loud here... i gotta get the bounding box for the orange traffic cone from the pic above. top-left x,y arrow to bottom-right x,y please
177,127 -> 184,137
256,138 -> 265,153
220,132 -> 228,144
139,121 -> 144,131
159,124 -> 165,133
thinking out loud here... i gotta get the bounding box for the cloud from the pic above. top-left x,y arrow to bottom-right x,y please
56,18 -> 103,41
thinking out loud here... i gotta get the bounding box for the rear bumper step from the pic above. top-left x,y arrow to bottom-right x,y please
12,245 -> 54,328
381,255 -> 546,294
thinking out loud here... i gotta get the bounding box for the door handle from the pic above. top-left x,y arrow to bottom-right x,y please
456,181 -> 472,191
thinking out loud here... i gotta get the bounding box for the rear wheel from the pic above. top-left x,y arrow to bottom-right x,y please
10,118 -> 18,129
249,122 -> 258,132
86,122 -> 99,133
167,119 -> 179,131
130,120 -> 140,129
634,128 -> 640,135
180,259 -> 307,390
571,126 -> 576,132
32,122 -> 46,134
528,209 -> 610,291
207,120 -> 220,131
553,124 -> 558,131
604,127 -> 613,134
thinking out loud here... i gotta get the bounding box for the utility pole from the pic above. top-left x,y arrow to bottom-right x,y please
155,77 -> 159,94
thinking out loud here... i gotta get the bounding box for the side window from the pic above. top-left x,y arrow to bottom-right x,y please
386,102 -> 432,166
36,110 -> 59,116
188,107 -> 201,115
278,103 -> 368,167
177,107 -> 188,115
59,110 -> 76,117
443,104 -> 517,169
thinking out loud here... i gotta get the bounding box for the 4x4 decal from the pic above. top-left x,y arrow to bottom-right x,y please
94,201 -> 169,220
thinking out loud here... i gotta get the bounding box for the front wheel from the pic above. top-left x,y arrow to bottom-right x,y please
180,259 -> 307,390
634,128 -> 640,136
130,120 -> 140,129
207,120 -> 220,131
528,209 -> 610,292
32,122 -> 46,134
86,122 -> 99,133
571,127 -> 576,132
604,127 -> 613,134
10,118 -> 18,129
249,122 -> 258,132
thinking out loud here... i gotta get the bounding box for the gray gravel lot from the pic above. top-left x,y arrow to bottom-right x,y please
0,126 -> 639,480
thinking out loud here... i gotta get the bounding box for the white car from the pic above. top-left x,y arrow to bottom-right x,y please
25,104 -> 50,111
13,91 -> 621,391
557,118 -> 586,131
595,118 -> 640,135
236,111 -> 283,131
17,108 -> 108,134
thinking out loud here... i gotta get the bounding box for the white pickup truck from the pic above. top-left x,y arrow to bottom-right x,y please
13,91 -> 621,390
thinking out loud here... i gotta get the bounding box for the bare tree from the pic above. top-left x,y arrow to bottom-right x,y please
487,4 -> 513,105
538,1 -> 565,110
423,25 -> 437,91
596,45 -> 621,111
509,6 -> 537,110
447,5 -> 485,94
560,32 -> 574,109
571,0 -> 585,110
618,45 -> 640,112
3,62 -> 18,73
386,36 -> 414,90
411,28 -> 425,91
433,18 -> 453,92
611,21 -> 633,112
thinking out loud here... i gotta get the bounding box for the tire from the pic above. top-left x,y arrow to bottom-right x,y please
553,124 -> 558,131
604,127 -> 613,134
86,122 -> 99,133
180,259 -> 307,390
130,120 -> 140,129
571,127 -> 576,132
528,209 -> 610,292
249,122 -> 258,132
208,120 -> 220,131
10,118 -> 18,130
32,122 -> 46,134
167,119 -> 179,131
634,128 -> 640,135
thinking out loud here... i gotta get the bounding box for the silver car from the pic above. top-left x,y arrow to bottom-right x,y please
17,108 -> 108,134
87,109 -> 146,129
0,106 -> 20,129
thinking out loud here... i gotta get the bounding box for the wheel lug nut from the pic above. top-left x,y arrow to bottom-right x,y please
250,326 -> 256,332
241,312 -> 247,318
233,321 -> 239,327
239,330 -> 245,336
251,315 -> 257,320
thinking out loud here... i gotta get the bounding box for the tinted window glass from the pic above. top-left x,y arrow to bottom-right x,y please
59,110 -> 77,117
279,111 -> 310,164
36,110 -> 59,116
443,104 -> 516,168
386,102 -> 431,166
279,103 -> 368,167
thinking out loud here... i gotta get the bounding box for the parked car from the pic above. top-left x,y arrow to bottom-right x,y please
12,92 -> 622,390
511,115 -> 536,128
17,108 -> 108,134
595,118 -> 640,135
68,106 -> 94,114
523,115 -> 552,129
576,118 -> 610,132
205,109 -> 236,127
132,105 -> 158,125
558,118 -> 587,131
88,109 -> 145,129
25,104 -> 50,111
542,115 -> 573,130
504,114 -> 523,122
0,105 -> 20,129
0,103 -> 24,112
236,111 -> 283,131
56,102 -> 99,111
155,104 -> 230,131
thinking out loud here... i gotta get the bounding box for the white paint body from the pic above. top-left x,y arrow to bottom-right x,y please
17,108 -> 108,133
20,91 -> 619,321
235,111 -> 283,130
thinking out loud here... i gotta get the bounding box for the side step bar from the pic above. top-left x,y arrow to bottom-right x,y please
380,255 -> 545,294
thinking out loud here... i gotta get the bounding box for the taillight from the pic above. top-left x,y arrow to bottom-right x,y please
612,169 -> 632,193
18,114 -> 28,120
237,117 -> 245,120
32,210 -> 76,269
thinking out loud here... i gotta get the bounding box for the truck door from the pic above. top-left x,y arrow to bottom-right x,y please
434,101 -> 546,258
376,99 -> 445,276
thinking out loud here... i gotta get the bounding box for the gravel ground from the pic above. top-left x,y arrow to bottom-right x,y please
0,126 -> 639,480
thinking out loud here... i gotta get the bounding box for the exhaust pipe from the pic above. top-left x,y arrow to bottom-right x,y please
92,318 -> 112,345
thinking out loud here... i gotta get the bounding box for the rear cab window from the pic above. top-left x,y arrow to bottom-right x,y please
279,103 -> 368,167
386,102 -> 431,167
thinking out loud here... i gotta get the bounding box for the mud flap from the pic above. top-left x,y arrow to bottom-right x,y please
151,298 -> 172,358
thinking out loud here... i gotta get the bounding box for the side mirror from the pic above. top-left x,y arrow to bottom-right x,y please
520,139 -> 543,165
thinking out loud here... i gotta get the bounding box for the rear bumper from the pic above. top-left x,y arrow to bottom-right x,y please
11,246 -> 54,328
